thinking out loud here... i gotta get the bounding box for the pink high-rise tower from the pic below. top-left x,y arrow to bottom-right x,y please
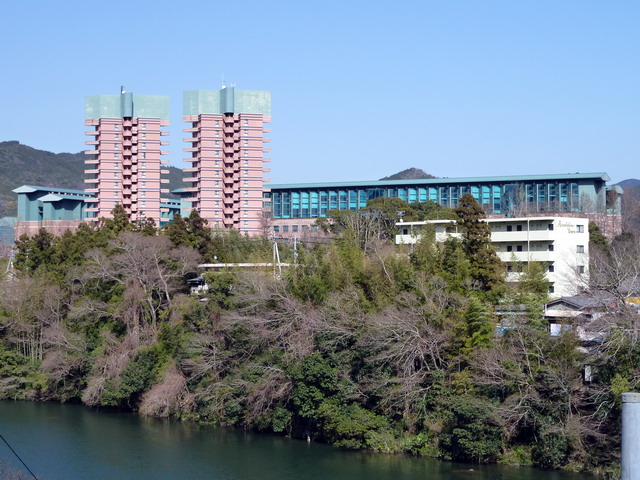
84,91 -> 170,224
182,87 -> 271,234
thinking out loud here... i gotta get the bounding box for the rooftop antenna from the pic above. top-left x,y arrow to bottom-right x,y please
221,74 -> 226,89
121,85 -> 126,95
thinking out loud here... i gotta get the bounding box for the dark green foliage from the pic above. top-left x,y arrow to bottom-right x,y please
317,400 -> 390,449
441,395 -> 503,463
463,296 -> 493,352
14,229 -> 55,273
455,194 -> 505,293
291,354 -> 340,421
532,432 -> 570,469
100,346 -> 166,407
589,221 -> 608,253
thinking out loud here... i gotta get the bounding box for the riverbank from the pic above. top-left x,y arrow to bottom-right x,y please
1,208 -> 631,475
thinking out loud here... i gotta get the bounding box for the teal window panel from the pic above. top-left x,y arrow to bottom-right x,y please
408,188 -> 417,203
349,190 -> 358,210
450,187 -> 459,208
282,192 -> 291,218
471,186 -> 480,202
329,191 -> 338,210
439,187 -> 448,207
419,188 -> 427,202
292,192 -> 300,218
482,186 -> 490,205
358,189 -> 368,208
398,188 -> 408,202
320,191 -> 329,216
339,190 -> 347,210
301,191 -> 310,217
493,186 -> 501,213
311,191 -> 319,217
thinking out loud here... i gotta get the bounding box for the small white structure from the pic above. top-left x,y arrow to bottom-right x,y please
396,217 -> 590,297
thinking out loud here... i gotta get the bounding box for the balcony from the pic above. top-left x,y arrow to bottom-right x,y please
85,131 -> 99,136
85,169 -> 99,174
84,178 -> 99,184
491,231 -> 555,242
183,138 -> 198,143
183,177 -> 198,184
84,159 -> 99,165
497,251 -> 555,263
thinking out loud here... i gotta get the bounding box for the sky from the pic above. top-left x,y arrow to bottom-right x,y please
0,0 -> 637,185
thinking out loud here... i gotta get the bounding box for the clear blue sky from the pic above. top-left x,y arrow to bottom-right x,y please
0,0 -> 637,184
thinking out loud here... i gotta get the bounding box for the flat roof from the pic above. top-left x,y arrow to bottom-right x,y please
13,185 -> 91,196
267,172 -> 610,190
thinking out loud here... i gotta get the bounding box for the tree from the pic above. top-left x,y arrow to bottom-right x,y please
455,194 -> 504,292
82,232 -> 201,330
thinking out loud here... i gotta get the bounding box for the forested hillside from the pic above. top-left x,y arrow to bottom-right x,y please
0,197 -> 637,477
0,141 -> 184,217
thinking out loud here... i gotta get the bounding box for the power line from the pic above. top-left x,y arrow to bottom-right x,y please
0,434 -> 38,480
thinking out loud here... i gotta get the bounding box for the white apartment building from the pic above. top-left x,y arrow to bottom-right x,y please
396,217 -> 590,297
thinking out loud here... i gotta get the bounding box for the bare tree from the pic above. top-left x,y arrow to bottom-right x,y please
82,232 -> 200,330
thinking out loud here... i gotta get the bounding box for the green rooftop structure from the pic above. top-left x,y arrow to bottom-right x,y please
85,93 -> 169,121
183,87 -> 271,116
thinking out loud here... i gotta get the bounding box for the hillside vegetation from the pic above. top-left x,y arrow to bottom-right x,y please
0,197 -> 636,476
0,141 -> 184,217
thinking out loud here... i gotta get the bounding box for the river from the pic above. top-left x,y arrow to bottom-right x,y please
0,400 -> 593,480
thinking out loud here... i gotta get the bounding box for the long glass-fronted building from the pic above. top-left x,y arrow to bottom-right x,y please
266,173 -> 620,219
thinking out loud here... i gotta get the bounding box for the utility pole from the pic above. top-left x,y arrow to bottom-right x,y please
622,392 -> 640,480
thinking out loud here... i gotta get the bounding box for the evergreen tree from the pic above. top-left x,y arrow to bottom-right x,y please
14,228 -> 55,273
455,194 -> 504,292
589,221 -> 608,254
102,204 -> 131,235
164,213 -> 189,247
463,295 -> 494,352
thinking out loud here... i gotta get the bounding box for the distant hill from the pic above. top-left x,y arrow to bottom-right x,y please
380,167 -> 436,181
617,178 -> 640,188
0,141 -> 184,217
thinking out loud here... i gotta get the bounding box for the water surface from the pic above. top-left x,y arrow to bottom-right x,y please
0,400 -> 592,480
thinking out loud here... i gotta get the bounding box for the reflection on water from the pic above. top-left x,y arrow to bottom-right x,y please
0,401 -> 593,480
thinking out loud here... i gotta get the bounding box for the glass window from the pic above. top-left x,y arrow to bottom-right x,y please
548,264 -> 554,272
577,225 -> 584,233
577,245 -> 585,253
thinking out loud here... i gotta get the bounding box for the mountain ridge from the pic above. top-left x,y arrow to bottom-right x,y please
0,141 -> 184,217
